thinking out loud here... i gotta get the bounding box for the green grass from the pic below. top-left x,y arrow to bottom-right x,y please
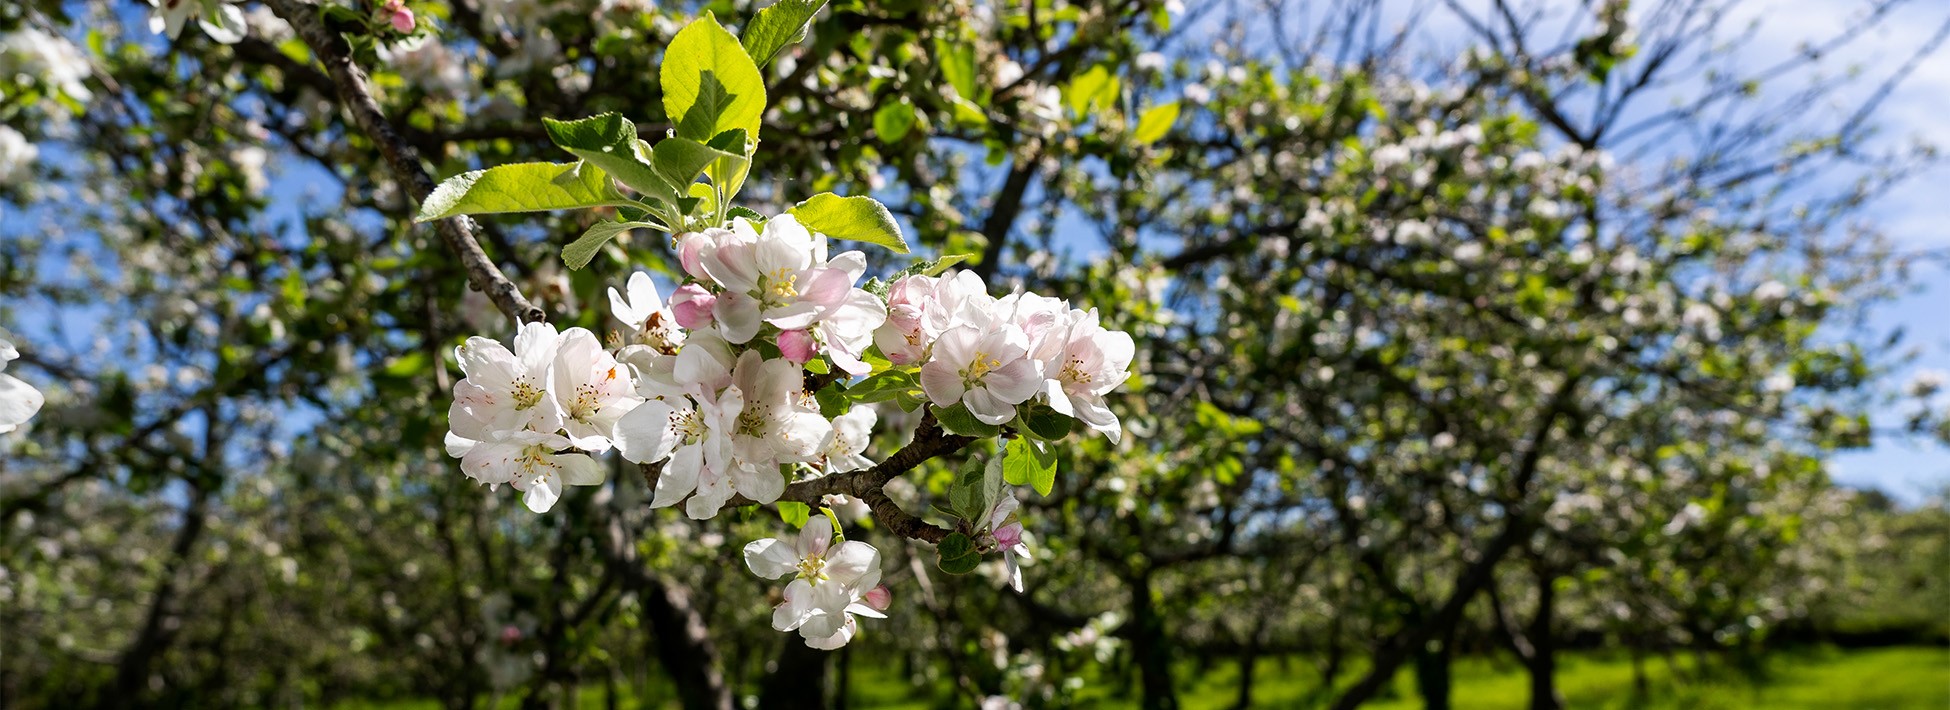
338,646 -> 1950,709
1157,646 -> 1949,710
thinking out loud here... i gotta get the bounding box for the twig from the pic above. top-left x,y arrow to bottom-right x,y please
260,0 -> 547,324
646,410 -> 974,543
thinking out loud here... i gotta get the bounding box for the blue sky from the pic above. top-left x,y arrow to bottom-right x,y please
1719,0 -> 1950,503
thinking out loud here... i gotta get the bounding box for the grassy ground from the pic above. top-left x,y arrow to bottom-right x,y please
850,646 -> 1949,709
1159,646 -> 1950,710
341,645 -> 1950,709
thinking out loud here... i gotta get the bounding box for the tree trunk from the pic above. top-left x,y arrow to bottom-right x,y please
758,637 -> 830,710
1526,573 -> 1563,710
638,578 -> 734,710
102,483 -> 213,709
1630,641 -> 1648,698
1413,639 -> 1453,710
1127,573 -> 1179,710
1232,634 -> 1259,710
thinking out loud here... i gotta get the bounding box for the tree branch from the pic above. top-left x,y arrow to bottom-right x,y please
260,0 -> 547,324
644,409 -> 974,543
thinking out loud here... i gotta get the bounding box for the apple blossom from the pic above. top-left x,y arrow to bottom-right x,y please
726,351 -> 830,500
0,126 -> 36,186
702,216 -> 856,344
982,493 -> 1032,593
446,430 -> 604,513
447,322 -> 565,443
0,338 -> 46,434
1036,309 -> 1135,443
921,324 -> 1041,425
744,516 -> 885,649
550,328 -> 641,453
148,0 -> 247,44
609,271 -> 684,353
816,406 -> 876,475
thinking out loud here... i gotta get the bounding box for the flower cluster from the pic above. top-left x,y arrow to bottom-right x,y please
443,322 -> 624,513
440,209 -> 1135,649
884,272 -> 1135,439
744,515 -> 889,649
608,215 -> 883,518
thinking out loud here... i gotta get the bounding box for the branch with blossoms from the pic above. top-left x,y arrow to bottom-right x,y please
395,7 -> 1135,650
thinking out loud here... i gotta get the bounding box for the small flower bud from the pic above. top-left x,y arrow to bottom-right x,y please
777,328 -> 817,364
670,283 -> 716,328
864,584 -> 892,612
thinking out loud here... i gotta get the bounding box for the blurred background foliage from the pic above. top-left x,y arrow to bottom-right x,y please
0,0 -> 1946,708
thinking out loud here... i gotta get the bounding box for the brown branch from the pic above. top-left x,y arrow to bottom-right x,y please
260,0 -> 546,324
645,409 -> 974,543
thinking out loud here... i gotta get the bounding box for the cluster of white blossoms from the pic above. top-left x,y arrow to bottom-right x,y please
744,515 -> 890,649
884,271 -> 1135,439
442,211 -> 1134,648
0,338 -> 46,434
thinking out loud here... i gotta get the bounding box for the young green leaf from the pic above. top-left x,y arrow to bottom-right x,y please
1064,65 -> 1118,117
933,402 -> 1001,438
664,13 -> 765,143
540,114 -> 678,205
874,100 -> 917,143
562,220 -> 660,270
741,0 -> 830,69
652,136 -> 743,189
1133,101 -> 1181,145
934,38 -> 978,100
789,193 -> 909,253
936,532 -> 982,575
1020,405 -> 1076,440
894,253 -> 974,280
777,501 -> 811,529
1003,436 -> 1058,495
705,128 -> 753,206
417,161 -> 629,221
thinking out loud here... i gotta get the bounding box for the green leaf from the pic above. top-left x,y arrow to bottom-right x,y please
895,253 -> 974,279
1133,101 -> 1180,145
1004,436 -> 1058,496
936,532 -> 982,574
947,96 -> 988,127
1064,65 -> 1118,117
541,114 -> 677,204
934,403 -> 1002,438
789,193 -> 909,253
981,451 -> 1006,515
563,221 -> 659,270
777,501 -> 811,528
814,383 -> 849,419
652,136 -> 743,190
727,205 -> 765,222
417,162 -> 628,221
741,0 -> 830,69
874,100 -> 917,143
934,38 -> 978,99
706,128 -> 753,205
1020,405 -> 1076,441
664,13 -> 766,143
848,370 -> 916,403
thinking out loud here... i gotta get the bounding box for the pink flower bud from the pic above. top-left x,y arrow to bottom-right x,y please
383,0 -> 415,32
864,584 -> 892,612
777,329 -> 818,364
675,231 -> 720,281
992,522 -> 1024,549
499,624 -> 523,646
670,283 -> 716,328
